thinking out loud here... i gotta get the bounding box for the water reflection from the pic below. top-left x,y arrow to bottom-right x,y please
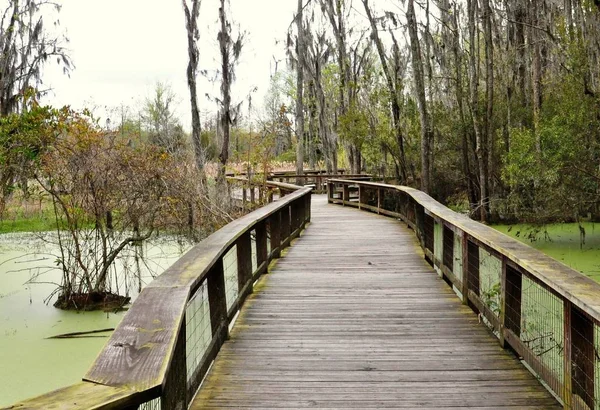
0,232 -> 190,406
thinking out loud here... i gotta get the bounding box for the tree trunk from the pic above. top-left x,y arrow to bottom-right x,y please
407,0 -> 432,194
362,0 -> 407,182
295,0 -> 305,178
467,0 -> 487,221
217,0 -> 231,184
482,0 -> 493,218
182,0 -> 204,172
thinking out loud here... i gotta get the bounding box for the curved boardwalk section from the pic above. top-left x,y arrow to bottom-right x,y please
191,195 -> 560,409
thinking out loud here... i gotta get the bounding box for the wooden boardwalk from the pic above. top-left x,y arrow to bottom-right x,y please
191,195 -> 560,409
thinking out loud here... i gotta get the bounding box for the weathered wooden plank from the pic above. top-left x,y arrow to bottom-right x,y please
191,195 -> 560,409
84,286 -> 189,391
3,382 -> 146,410
328,179 -> 600,323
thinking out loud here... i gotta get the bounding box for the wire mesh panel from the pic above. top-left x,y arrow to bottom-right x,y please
519,273 -> 565,401
250,229 -> 257,274
478,247 -> 501,318
185,281 -> 211,383
380,189 -> 397,214
453,232 -> 464,285
433,220 -> 443,271
443,225 -> 454,272
467,240 -> 480,301
223,245 -> 239,312
138,398 -> 161,410
570,306 -> 594,408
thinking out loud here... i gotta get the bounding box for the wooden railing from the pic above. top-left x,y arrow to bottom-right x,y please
8,181 -> 312,410
271,174 -> 372,193
328,179 -> 600,410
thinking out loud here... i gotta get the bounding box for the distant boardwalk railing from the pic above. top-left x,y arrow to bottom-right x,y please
328,178 -> 600,410
7,180 -> 312,410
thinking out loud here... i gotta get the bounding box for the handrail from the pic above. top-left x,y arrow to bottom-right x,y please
271,174 -> 372,194
7,181 -> 312,410
328,178 -> 600,409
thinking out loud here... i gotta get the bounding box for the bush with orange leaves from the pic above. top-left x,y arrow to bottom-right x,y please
36,110 -> 232,310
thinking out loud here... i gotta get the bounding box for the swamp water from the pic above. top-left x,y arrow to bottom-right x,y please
0,232 -> 190,406
493,222 -> 600,282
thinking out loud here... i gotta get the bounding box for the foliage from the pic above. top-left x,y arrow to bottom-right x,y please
0,103 -> 66,216
32,109 -> 231,309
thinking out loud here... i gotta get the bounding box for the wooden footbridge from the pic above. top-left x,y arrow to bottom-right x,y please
7,176 -> 600,409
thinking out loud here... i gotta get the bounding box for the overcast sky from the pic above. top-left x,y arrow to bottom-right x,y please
43,0 -> 298,130
42,0 -> 403,131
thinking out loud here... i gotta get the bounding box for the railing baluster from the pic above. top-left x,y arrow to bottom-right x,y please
208,259 -> 228,347
270,211 -> 281,258
162,323 -> 187,409
237,231 -> 253,301
255,221 -> 268,276
281,206 -> 291,246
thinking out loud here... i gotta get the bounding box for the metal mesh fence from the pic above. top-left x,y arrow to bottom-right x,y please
138,398 -> 161,410
466,240 -> 480,299
250,229 -> 257,274
571,307 -> 594,408
185,281 -> 211,381
453,233 -> 464,285
433,220 -> 443,269
478,248 -> 501,318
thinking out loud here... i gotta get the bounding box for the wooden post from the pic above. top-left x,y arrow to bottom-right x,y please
343,183 -> 349,205
358,185 -> 362,210
255,221 -> 268,274
499,257 -> 507,348
327,181 -> 333,203
162,323 -> 187,409
281,206 -> 291,245
461,233 -> 469,305
415,204 -> 425,247
270,212 -> 281,258
237,231 -> 253,299
207,259 -> 228,344
377,188 -> 381,214
564,299 -> 573,409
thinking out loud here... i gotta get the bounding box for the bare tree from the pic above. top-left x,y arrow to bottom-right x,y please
0,0 -> 71,116
216,0 -> 244,184
407,0 -> 432,193
361,0 -> 407,182
182,0 -> 205,172
295,0 -> 306,177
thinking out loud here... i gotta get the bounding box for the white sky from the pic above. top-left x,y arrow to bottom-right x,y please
41,0 -> 406,131
43,0 -> 298,130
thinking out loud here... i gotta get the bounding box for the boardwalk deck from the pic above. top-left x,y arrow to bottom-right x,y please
191,195 -> 561,409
